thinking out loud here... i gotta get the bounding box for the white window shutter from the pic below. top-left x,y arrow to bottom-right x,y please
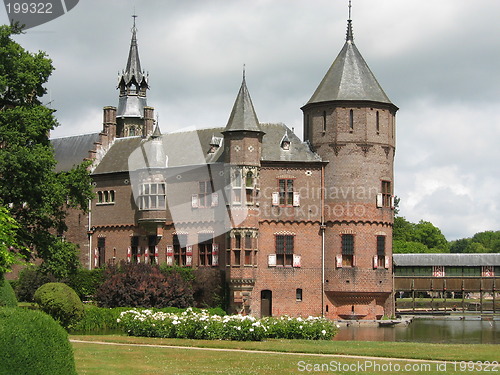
268,254 -> 277,267
211,192 -> 219,207
293,254 -> 301,268
166,245 -> 173,266
127,247 -> 131,263
293,191 -> 300,207
373,255 -> 378,269
186,245 -> 193,267
272,192 -> 279,206
385,256 -> 390,269
376,193 -> 383,208
155,246 -> 159,264
191,194 -> 199,208
391,195 -> 395,209
212,244 -> 219,266
336,255 -> 342,268
94,248 -> 98,268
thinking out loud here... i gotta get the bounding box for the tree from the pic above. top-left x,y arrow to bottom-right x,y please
0,206 -> 24,274
393,217 -> 449,253
0,24 -> 93,274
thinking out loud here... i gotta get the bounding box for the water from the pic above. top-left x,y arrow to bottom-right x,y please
333,318 -> 500,344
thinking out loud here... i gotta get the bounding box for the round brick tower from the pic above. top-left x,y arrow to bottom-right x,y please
301,17 -> 398,319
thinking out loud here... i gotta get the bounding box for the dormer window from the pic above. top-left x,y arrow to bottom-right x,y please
280,133 -> 291,151
209,135 -> 223,154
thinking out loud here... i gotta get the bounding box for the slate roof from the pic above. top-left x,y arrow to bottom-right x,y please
51,133 -> 100,172
393,254 -> 500,267
92,123 -> 321,175
305,20 -> 395,108
223,76 -> 263,133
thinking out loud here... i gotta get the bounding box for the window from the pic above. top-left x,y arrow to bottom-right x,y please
276,234 -> 294,267
97,190 -> 115,205
173,234 -> 187,266
97,237 -> 105,268
131,236 -> 139,264
349,109 -> 354,132
381,180 -> 392,208
377,235 -> 385,268
232,170 -> 242,204
376,111 -> 380,134
244,233 -> 253,266
322,111 -> 327,132
198,181 -> 212,208
279,179 -> 294,206
342,234 -> 354,267
233,233 -> 241,266
245,172 -> 254,205
139,183 -> 166,210
296,288 -> 303,302
148,235 -> 157,264
198,234 -> 213,266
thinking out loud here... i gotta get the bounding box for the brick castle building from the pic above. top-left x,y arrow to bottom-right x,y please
53,14 -> 397,319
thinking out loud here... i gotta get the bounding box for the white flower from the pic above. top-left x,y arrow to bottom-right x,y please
249,328 -> 254,332
321,329 -> 327,335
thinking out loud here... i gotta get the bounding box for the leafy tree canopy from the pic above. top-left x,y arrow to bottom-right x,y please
450,230 -> 500,253
393,217 -> 449,253
0,24 -> 93,274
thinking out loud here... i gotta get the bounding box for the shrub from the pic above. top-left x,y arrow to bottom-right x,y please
0,308 -> 77,375
118,308 -> 338,341
34,282 -> 84,329
65,268 -> 104,300
0,275 -> 17,307
96,262 -> 193,308
15,265 -> 56,302
192,268 -> 225,308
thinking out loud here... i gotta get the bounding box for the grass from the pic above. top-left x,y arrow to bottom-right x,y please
71,334 -> 500,374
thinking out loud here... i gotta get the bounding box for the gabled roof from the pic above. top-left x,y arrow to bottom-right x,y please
51,133 -> 100,172
305,20 -> 395,108
223,76 -> 263,133
91,123 -> 320,175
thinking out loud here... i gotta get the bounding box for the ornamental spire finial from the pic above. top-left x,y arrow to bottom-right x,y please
346,1 -> 354,42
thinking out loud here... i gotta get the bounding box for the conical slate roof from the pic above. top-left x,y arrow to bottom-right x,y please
306,20 -> 394,107
224,76 -> 263,133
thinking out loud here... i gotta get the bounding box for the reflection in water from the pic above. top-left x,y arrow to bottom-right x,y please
333,319 -> 500,344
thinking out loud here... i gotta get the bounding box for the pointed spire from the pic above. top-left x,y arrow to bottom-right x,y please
151,115 -> 162,138
223,71 -> 263,133
346,1 -> 354,42
121,14 -> 147,88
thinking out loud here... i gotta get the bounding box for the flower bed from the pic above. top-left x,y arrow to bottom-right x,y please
117,308 -> 337,341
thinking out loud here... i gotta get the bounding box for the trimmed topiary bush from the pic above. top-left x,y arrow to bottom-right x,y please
0,308 -> 77,375
0,275 -> 17,307
34,282 -> 84,329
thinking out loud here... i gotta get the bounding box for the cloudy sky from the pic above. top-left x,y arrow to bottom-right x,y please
3,0 -> 499,241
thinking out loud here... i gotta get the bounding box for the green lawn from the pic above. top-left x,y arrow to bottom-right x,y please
71,335 -> 499,375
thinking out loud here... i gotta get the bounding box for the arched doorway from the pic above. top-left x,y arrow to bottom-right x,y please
261,290 -> 272,317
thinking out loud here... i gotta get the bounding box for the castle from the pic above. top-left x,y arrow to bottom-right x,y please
53,13 -> 397,319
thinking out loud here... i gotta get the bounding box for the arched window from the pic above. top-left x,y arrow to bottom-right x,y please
246,171 -> 254,188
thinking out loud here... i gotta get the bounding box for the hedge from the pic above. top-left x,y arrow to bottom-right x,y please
0,275 -> 17,307
34,282 -> 84,329
0,308 -> 77,375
